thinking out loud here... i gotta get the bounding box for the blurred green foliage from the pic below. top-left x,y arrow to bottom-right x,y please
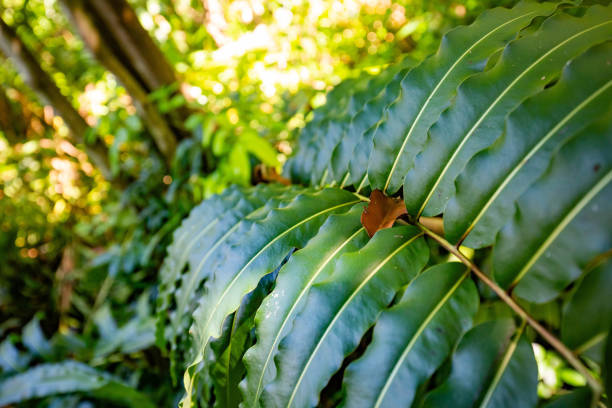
0,0 -> 517,405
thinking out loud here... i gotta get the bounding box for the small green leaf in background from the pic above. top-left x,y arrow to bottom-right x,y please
562,258 -> 612,365
0,338 -> 30,373
533,343 -> 586,400
22,316 -> 53,358
0,361 -> 154,407
240,130 -> 280,168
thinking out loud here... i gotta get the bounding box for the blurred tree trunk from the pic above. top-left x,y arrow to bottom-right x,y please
0,83 -> 23,144
0,18 -> 113,180
59,0 -> 193,163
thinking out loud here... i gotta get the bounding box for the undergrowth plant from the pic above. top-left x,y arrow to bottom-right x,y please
156,1 -> 612,407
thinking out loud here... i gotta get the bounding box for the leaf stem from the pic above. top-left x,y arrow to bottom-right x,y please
352,192 -> 371,202
416,222 -> 603,400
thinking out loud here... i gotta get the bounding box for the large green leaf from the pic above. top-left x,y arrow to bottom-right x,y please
341,263 -> 478,408
0,361 -> 154,407
183,188 -> 362,403
157,185 -> 267,346
305,107 -> 362,188
210,268 -> 278,408
404,4 -> 612,218
494,113 -> 612,302
157,184 -> 302,377
445,41 -> 612,248
190,187 -> 360,347
287,62 -> 417,189
561,258 -> 612,364
168,185 -> 302,343
241,204 -> 368,407
309,80 -> 377,187
366,0 -> 560,194
422,319 -> 538,408
262,226 -> 428,408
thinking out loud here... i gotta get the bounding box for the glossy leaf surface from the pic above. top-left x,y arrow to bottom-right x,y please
262,226 -> 428,408
241,205 -> 368,407
368,1 -> 560,194
341,263 -> 478,408
422,319 -> 538,408
404,5 -> 612,218
445,42 -> 612,248
494,114 -> 612,302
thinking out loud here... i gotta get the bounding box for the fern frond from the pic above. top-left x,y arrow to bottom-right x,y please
159,3 -> 612,407
262,226 -> 428,408
422,320 -> 537,408
404,4 -> 612,218
494,112 -> 612,302
341,263 -> 478,408
445,41 -> 612,248
241,204 -> 368,407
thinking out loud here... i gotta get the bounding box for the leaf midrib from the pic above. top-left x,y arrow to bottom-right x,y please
460,80 -> 612,243
478,322 -> 526,408
175,218 -> 219,274
198,199 -> 362,352
250,227 -> 366,405
512,169 -> 612,286
382,10 -> 542,193
373,270 -> 469,408
286,233 -> 423,408
417,20 -> 612,218
160,218 -> 219,294
173,220 -> 241,332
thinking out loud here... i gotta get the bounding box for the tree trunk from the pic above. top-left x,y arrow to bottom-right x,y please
0,84 -> 23,144
88,0 -> 195,140
89,0 -> 177,91
0,18 -> 113,180
59,0 -> 194,163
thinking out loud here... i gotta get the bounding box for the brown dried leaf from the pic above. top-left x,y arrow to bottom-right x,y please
361,189 -> 407,237
253,164 -> 291,186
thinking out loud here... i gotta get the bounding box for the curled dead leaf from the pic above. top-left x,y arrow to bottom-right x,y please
361,189 -> 407,237
253,164 -> 291,186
